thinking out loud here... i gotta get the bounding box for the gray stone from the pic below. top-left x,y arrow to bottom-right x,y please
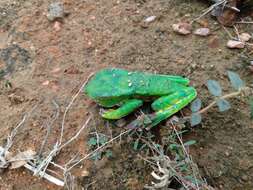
47,2 -> 64,21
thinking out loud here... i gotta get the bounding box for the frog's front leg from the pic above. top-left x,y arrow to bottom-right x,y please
127,87 -> 197,128
102,99 -> 143,119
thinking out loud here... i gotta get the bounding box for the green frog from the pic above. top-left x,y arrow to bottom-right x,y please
84,68 -> 197,128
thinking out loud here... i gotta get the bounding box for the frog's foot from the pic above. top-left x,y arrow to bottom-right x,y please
102,99 -> 143,120
126,87 -> 197,129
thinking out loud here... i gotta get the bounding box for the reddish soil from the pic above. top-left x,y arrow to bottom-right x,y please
0,0 -> 252,189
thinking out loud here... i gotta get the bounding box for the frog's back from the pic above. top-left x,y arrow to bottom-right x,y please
85,68 -> 134,98
85,68 -> 190,99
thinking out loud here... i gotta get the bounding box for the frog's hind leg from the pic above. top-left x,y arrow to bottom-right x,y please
165,75 -> 190,85
102,99 -> 143,120
148,87 -> 197,127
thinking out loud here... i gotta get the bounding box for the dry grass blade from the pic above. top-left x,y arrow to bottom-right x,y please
67,129 -> 132,171
60,73 -> 94,145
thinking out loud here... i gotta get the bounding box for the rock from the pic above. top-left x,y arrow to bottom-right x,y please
227,40 -> 245,49
47,2 -> 64,21
144,16 -> 156,23
194,28 -> 210,37
241,175 -> 248,182
172,22 -> 192,35
239,33 -> 251,42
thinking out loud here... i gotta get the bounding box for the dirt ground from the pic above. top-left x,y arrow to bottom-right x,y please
0,0 -> 253,189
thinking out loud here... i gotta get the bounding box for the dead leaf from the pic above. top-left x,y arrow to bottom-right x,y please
227,40 -> 245,49
194,28 -> 210,37
196,19 -> 209,27
216,0 -> 238,26
239,33 -> 251,42
8,150 -> 36,169
172,22 -> 192,35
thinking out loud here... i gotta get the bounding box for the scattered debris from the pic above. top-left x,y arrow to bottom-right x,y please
47,2 -> 65,21
144,16 -> 156,23
227,40 -> 245,49
194,27 -> 210,37
9,149 -> 36,169
172,22 -> 192,35
239,33 -> 251,42
115,118 -> 127,128
8,93 -> 25,105
0,146 -> 64,186
216,0 -> 238,26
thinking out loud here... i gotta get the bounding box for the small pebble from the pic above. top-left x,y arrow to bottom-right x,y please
194,28 -> 210,37
239,32 -> 251,42
42,80 -> 50,86
81,170 -> 89,177
172,22 -> 192,35
225,151 -> 230,157
144,15 -> 156,23
53,21 -> 62,31
227,40 -> 245,49
241,175 -> 248,181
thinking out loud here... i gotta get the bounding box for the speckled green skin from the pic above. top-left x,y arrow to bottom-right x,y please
84,68 -> 197,127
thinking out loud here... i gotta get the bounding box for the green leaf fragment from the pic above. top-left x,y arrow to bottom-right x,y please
184,140 -> 196,146
227,71 -> 244,90
190,113 -> 202,126
217,98 -> 231,112
90,152 -> 102,160
207,80 -> 222,97
169,143 -> 181,150
190,98 -> 202,112
88,137 -> 97,146
105,150 -> 113,158
133,139 -> 139,150
99,136 -> 108,145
